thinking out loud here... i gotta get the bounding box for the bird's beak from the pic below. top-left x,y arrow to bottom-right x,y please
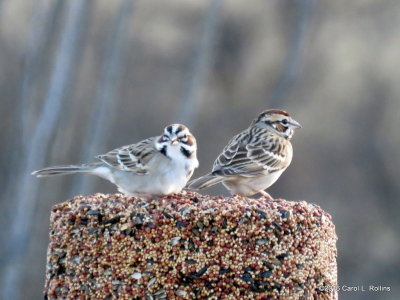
171,139 -> 178,145
290,119 -> 302,129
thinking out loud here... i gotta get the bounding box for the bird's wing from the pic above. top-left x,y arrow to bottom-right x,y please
212,129 -> 290,177
96,137 -> 158,174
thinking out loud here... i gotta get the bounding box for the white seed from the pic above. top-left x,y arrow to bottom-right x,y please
153,288 -> 167,298
175,290 -> 187,296
256,239 -> 267,245
201,208 -> 216,214
147,277 -> 156,288
170,236 -> 181,246
180,207 -> 191,216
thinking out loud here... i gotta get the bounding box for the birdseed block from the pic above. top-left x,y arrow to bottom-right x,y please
45,192 -> 338,299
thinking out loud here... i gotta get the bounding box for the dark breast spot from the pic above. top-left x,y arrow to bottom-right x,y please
180,147 -> 192,158
160,145 -> 167,156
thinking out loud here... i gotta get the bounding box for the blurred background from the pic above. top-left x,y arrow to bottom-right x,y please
1,0 -> 399,299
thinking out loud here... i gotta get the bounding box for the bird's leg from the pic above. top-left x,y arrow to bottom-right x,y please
138,193 -> 158,202
259,190 -> 273,200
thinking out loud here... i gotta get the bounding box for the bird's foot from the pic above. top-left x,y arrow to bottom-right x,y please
139,193 -> 161,202
259,190 -> 273,200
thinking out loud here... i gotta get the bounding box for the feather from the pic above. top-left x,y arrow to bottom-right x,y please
187,173 -> 224,190
96,137 -> 157,174
31,163 -> 101,177
211,127 -> 291,177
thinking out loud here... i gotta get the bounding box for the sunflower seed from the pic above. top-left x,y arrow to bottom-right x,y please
170,236 -> 181,246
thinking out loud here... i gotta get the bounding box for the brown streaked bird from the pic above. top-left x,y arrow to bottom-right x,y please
32,124 -> 199,196
188,109 -> 301,198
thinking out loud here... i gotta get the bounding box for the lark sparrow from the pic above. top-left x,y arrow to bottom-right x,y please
188,109 -> 301,198
32,124 -> 199,196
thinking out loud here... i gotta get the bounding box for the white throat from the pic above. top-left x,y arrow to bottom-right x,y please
166,144 -> 186,163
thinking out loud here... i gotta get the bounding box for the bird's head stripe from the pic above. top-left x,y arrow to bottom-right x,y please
175,124 -> 186,134
167,126 -> 173,134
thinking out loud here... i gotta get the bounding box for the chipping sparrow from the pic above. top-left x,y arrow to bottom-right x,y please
32,124 -> 199,196
188,109 -> 301,198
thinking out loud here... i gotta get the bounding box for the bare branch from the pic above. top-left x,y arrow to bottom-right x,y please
3,0 -> 65,222
269,0 -> 315,107
177,0 -> 223,127
0,0 -> 92,298
72,0 -> 135,195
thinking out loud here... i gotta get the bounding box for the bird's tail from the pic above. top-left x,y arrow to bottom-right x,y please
31,163 -> 101,177
187,173 -> 225,190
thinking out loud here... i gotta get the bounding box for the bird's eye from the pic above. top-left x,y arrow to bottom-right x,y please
281,119 -> 288,125
180,134 -> 188,140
